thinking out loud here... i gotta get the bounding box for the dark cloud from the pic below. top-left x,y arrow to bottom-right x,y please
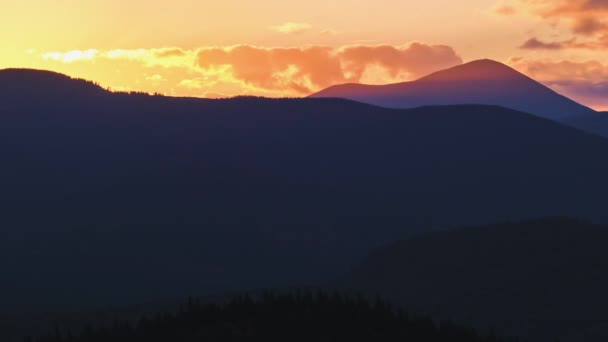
520,38 -> 569,50
518,0 -> 608,49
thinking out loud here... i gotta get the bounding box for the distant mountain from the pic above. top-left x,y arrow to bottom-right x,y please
2,69 -> 608,315
311,59 -> 596,123
343,218 -> 608,342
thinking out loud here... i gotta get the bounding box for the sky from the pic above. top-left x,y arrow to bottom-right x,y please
1,0 -> 607,109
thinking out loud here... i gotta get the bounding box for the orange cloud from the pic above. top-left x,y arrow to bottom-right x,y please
520,35 -> 608,50
509,57 -> 608,109
495,5 -> 517,15
270,22 -> 313,34
320,29 -> 338,36
520,38 -> 575,50
515,0 -> 608,49
196,43 -> 463,94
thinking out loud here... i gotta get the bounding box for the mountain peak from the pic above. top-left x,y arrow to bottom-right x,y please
311,57 -> 596,122
418,59 -> 526,82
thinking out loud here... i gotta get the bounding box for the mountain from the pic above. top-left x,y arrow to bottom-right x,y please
343,218 -> 608,342
0,68 -> 108,98
311,59 -> 596,123
2,69 -> 608,315
564,111 -> 608,137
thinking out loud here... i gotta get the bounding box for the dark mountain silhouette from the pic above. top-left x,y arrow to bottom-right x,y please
0,68 -> 108,98
2,69 -> 608,315
28,291 -> 519,342
343,218 -> 608,342
311,59 -> 597,125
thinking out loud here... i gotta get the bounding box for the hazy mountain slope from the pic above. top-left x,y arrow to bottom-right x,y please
2,69 -> 608,314
343,218 -> 608,342
564,111 -> 608,137
311,59 -> 596,123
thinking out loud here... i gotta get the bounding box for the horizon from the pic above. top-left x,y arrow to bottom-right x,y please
1,0 -> 607,110
4,58 -> 606,112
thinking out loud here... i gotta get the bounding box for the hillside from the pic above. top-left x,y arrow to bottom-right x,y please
0,68 -> 108,99
2,69 -> 608,315
311,59 -> 597,126
344,218 -> 608,341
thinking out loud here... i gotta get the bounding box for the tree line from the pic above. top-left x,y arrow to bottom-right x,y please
27,290 -> 521,342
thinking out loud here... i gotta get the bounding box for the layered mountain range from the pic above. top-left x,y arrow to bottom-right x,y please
311,59 -> 607,136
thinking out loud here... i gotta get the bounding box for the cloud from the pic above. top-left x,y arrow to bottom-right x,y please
270,22 -> 313,34
195,43 -> 463,94
145,74 -> 165,81
320,29 -> 338,36
154,48 -> 187,58
519,35 -> 608,50
42,49 -> 99,63
514,0 -> 608,49
42,47 -> 197,68
177,78 -> 215,90
572,16 -> 607,35
495,5 -> 517,15
509,57 -> 608,109
520,37 -> 572,49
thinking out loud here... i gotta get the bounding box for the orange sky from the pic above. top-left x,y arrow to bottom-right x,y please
1,0 -> 606,109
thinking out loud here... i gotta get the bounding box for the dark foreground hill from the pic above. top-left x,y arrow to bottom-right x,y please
311,59 -> 608,136
344,218 -> 608,342
2,69 -> 608,314
28,291 -> 518,342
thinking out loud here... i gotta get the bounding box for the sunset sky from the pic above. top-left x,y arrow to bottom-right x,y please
1,0 -> 607,109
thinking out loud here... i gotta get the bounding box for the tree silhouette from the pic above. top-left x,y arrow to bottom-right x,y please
29,290 -> 520,342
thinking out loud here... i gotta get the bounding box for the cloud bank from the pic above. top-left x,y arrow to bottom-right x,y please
195,43 -> 463,93
40,42 -> 462,96
510,0 -> 608,49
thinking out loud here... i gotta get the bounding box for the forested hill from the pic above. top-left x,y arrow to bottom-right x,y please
28,291 -> 519,342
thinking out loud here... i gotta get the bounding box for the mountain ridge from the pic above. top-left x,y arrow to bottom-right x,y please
311,59 -> 597,125
0,68 -> 108,98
